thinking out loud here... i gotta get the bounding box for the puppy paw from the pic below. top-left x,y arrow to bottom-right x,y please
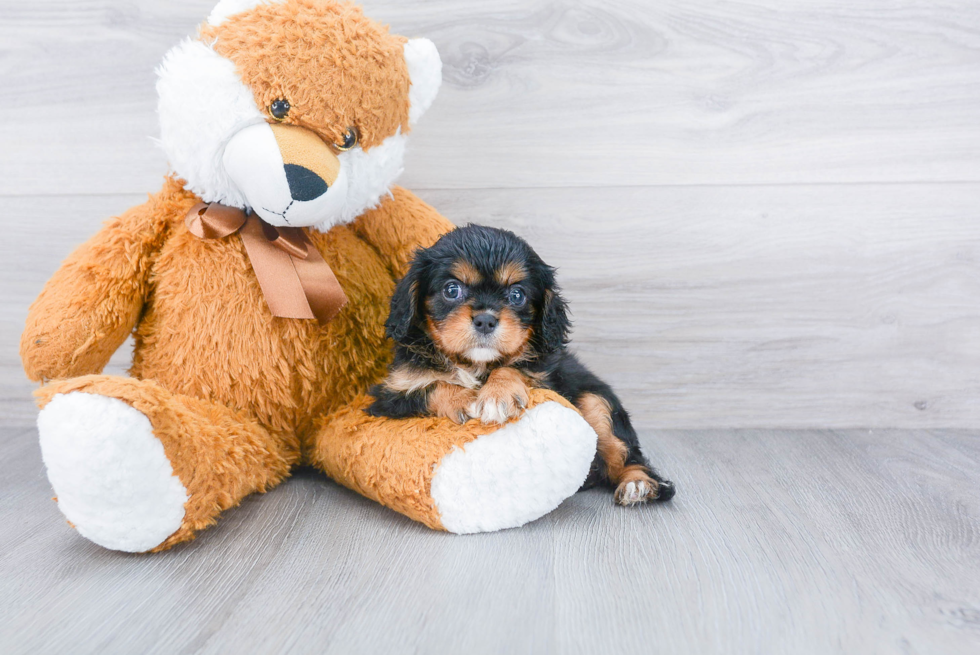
656,479 -> 676,501
429,383 -> 477,424
471,368 -> 530,424
614,472 -> 674,506
615,479 -> 657,506
469,398 -> 519,424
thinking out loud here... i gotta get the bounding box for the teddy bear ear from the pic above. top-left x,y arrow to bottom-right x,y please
404,38 -> 442,125
207,0 -> 284,26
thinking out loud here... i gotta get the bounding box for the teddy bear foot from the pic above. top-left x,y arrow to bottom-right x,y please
37,392 -> 188,553
428,401 -> 597,534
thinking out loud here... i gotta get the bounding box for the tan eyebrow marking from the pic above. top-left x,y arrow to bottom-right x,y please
495,261 -> 526,286
450,260 -> 482,286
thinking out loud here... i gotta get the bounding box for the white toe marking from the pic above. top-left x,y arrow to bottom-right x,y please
618,479 -> 654,506
471,398 -> 513,425
37,393 -> 188,552
431,401 -> 598,533
482,401 -> 508,424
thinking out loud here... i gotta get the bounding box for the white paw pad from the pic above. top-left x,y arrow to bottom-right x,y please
37,392 -> 188,552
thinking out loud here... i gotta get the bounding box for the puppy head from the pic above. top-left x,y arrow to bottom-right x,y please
387,225 -> 571,364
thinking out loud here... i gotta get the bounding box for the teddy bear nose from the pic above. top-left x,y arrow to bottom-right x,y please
472,313 -> 498,335
284,164 -> 329,201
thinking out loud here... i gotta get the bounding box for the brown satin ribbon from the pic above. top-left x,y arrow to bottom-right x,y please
185,202 -> 347,325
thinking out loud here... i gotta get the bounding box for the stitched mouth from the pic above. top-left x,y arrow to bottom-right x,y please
261,200 -> 294,224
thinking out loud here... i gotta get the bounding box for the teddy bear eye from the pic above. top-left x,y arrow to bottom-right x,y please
335,127 -> 359,151
269,99 -> 290,121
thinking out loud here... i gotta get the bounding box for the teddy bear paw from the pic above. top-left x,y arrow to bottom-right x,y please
37,392 -> 188,552
430,400 -> 597,533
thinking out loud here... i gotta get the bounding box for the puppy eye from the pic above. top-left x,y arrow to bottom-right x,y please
269,98 -> 290,121
507,286 -> 526,307
443,280 -> 464,301
335,127 -> 359,151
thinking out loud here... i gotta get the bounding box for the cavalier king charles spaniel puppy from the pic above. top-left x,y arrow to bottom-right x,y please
368,225 -> 675,506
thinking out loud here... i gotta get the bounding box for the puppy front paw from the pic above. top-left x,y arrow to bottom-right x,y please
428,382 -> 478,424
470,367 -> 531,424
469,397 -> 522,424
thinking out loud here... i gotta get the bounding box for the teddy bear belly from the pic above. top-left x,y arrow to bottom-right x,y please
129,224 -> 395,439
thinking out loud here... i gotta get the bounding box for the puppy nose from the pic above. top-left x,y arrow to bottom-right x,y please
284,164 -> 329,201
472,313 -> 498,335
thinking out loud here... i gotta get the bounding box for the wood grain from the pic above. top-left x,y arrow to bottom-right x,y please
1,422 -> 978,654
1,1 -> 979,194
417,183 -> 980,429
5,186 -> 979,429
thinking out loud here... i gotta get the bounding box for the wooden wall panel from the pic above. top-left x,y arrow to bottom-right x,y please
0,1 -> 977,194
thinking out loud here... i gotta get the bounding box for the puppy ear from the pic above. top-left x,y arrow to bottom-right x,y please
386,259 -> 425,342
537,288 -> 571,353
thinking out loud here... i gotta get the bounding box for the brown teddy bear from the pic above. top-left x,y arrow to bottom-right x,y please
20,0 -> 597,553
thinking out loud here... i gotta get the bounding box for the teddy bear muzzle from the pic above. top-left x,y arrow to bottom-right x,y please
222,121 -> 350,228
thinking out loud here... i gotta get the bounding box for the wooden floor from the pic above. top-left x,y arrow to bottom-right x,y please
2,424 -> 979,654
2,1 -> 980,653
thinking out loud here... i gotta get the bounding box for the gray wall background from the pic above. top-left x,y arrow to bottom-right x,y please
3,0 -> 979,428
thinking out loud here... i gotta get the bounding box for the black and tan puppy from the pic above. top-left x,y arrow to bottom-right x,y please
368,225 -> 675,506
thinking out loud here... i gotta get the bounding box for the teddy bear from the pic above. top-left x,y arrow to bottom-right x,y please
20,0 -> 597,553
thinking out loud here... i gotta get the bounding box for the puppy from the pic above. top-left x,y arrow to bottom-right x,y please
368,225 -> 675,506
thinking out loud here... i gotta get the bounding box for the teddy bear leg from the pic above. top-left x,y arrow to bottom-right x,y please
306,389 -> 598,533
34,375 -> 298,553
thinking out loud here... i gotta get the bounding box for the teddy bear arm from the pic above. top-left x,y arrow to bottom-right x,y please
20,188 -> 180,381
351,185 -> 455,278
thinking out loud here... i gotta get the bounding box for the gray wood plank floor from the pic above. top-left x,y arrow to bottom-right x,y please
2,422 -> 978,654
2,0 -> 979,653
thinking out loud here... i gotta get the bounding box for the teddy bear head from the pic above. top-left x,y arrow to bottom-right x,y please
156,0 -> 441,230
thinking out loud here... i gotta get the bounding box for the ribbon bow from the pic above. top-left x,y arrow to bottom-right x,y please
185,202 -> 347,325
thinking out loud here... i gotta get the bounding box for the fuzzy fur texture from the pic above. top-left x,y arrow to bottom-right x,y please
369,225 -> 675,505
158,0 -> 438,229
430,400 -> 597,533
200,0 -> 411,149
156,38 -> 265,209
38,392 -> 188,552
22,179 -> 452,550
404,38 -> 442,125
35,375 -> 300,551
22,0 -> 597,552
312,389 -> 592,531
313,129 -> 407,231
